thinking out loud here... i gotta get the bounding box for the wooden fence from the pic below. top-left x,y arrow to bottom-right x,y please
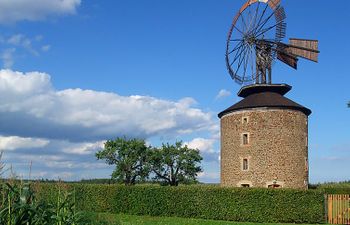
327,194 -> 350,224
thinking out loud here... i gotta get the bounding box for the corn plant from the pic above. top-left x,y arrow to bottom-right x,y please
0,181 -> 84,225
0,161 -> 81,225
51,183 -> 81,225
0,182 -> 37,224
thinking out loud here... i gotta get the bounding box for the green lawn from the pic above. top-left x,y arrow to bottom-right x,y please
83,212 -> 321,225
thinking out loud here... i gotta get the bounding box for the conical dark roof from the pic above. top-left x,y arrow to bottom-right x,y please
218,84 -> 311,118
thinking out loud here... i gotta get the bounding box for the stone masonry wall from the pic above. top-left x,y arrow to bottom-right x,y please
220,108 -> 308,189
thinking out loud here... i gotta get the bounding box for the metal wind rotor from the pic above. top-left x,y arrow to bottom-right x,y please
225,0 -> 319,85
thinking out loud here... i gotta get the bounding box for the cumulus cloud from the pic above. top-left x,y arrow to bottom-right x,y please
198,171 -> 220,180
0,69 -> 219,181
62,141 -> 105,155
2,138 -> 111,180
0,69 -> 215,142
185,138 -> 219,162
0,136 -> 49,151
185,138 -> 216,154
0,0 -> 81,24
215,89 -> 231,100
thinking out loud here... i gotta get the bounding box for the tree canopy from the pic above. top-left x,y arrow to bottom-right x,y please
148,141 -> 203,186
95,137 -> 150,185
96,138 -> 203,186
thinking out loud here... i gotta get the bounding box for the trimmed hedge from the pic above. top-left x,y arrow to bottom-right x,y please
35,184 -> 325,224
322,187 -> 350,194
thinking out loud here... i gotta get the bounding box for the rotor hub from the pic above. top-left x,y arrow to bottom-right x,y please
244,35 -> 256,46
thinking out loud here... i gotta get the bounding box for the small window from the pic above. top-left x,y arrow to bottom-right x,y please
241,184 -> 250,188
242,117 -> 248,124
242,133 -> 249,145
268,184 -> 281,189
243,159 -> 249,171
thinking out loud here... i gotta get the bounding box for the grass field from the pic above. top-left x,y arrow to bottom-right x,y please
84,213 -> 321,225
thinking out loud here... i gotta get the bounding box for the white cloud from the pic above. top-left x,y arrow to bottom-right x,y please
0,0 -> 81,24
0,69 -> 52,95
63,141 -> 105,155
185,138 -> 216,154
198,171 -> 220,180
0,34 -> 50,66
0,69 -> 219,181
41,45 -> 51,52
1,48 -> 15,68
215,89 -> 231,100
7,34 -> 39,56
8,34 -> 23,45
17,154 -> 63,162
0,69 -> 215,142
185,138 -> 219,162
0,136 -> 49,151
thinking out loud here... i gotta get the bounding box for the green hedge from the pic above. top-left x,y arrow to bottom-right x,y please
35,184 -> 325,224
322,187 -> 350,194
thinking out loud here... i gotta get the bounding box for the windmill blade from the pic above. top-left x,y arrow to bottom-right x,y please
277,51 -> 298,69
275,42 -> 298,69
288,38 -> 319,62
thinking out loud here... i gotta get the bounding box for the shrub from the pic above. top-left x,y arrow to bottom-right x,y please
79,212 -> 121,225
322,187 -> 350,194
36,184 -> 325,224
313,181 -> 350,194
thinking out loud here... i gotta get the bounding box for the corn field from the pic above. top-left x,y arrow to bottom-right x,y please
0,152 -> 84,225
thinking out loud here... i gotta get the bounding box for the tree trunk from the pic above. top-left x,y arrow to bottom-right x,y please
170,177 -> 178,186
125,174 -> 132,186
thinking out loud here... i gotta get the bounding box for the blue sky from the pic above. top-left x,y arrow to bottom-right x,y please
0,0 -> 348,183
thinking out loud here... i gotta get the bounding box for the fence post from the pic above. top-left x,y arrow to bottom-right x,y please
325,194 -> 328,223
329,194 -> 333,224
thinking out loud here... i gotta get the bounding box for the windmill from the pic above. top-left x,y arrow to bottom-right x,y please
219,0 -> 318,189
225,0 -> 319,85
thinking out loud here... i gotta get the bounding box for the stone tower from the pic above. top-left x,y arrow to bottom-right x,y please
218,84 -> 311,189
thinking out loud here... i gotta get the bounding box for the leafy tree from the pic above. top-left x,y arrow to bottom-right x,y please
96,137 -> 150,186
148,141 -> 202,186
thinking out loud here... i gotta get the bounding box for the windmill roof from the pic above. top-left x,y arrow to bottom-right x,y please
218,84 -> 311,118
